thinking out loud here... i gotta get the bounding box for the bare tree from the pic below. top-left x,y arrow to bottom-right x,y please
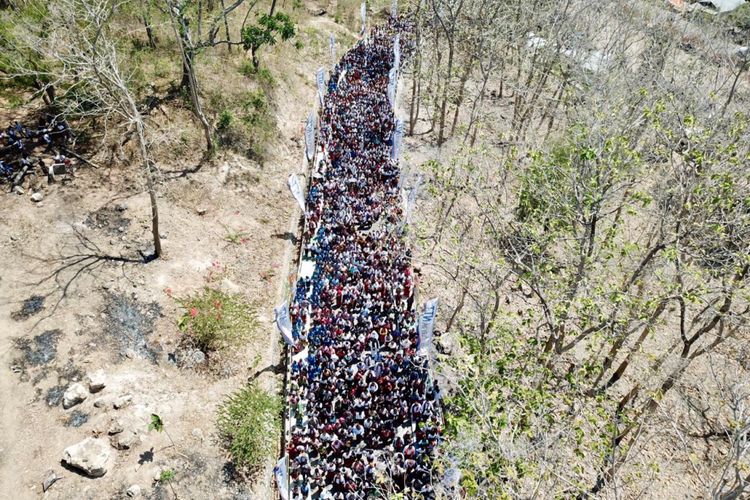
9,0 -> 164,258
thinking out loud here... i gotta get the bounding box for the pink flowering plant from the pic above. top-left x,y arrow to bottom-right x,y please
176,287 -> 258,353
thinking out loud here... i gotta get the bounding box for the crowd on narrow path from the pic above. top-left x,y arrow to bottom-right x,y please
285,16 -> 441,500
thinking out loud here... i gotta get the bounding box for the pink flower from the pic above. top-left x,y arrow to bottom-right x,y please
190,307 -> 198,318
164,287 -> 173,297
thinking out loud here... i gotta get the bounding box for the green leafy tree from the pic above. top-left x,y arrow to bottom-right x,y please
240,12 -> 295,70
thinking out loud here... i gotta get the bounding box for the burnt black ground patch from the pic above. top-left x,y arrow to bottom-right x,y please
45,385 -> 65,406
14,329 -> 62,366
102,293 -> 162,362
84,205 -> 131,236
65,410 -> 89,427
11,295 -> 45,321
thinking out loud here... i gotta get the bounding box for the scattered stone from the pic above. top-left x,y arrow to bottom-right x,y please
42,470 -> 61,492
108,419 -> 124,435
12,185 -> 24,195
113,394 -> 133,409
152,468 -> 163,482
196,207 -> 207,216
9,234 -> 19,241
93,398 -> 108,409
110,430 -> 138,450
124,348 -> 137,359
63,383 -> 88,409
30,192 -> 44,202
62,438 -> 110,477
86,370 -> 106,393
175,348 -> 207,369
126,484 -> 142,497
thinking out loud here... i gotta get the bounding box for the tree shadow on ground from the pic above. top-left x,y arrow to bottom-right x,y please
272,232 -> 298,245
18,224 -> 145,328
247,360 -> 286,384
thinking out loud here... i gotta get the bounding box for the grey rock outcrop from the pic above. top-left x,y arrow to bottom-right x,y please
62,438 -> 110,477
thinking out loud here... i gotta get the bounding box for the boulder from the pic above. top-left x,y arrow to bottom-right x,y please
63,383 -> 88,409
62,438 -> 110,477
110,430 -> 138,450
30,192 -> 44,202
41,470 -> 61,492
108,419 -> 124,435
86,370 -> 106,393
113,394 -> 133,409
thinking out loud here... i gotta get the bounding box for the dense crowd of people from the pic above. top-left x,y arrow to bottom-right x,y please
0,118 -> 71,183
284,17 -> 441,499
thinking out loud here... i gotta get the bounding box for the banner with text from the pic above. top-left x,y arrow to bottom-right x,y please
316,67 -> 326,105
275,456 -> 289,500
418,298 -> 439,354
305,113 -> 316,162
387,67 -> 397,107
287,174 -> 305,211
274,301 -> 295,347
391,118 -> 405,159
394,34 -> 401,69
360,1 -> 367,36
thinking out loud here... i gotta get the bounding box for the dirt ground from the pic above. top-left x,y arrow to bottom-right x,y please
0,39 -> 319,500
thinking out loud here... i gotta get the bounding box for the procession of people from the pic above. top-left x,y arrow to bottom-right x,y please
284,16 -> 441,500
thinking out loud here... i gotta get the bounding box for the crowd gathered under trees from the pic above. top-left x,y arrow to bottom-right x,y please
1,0 -> 749,497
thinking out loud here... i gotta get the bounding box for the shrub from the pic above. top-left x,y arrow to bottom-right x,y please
257,68 -> 276,88
217,384 -> 281,471
217,109 -> 233,131
176,288 -> 257,353
239,60 -> 256,78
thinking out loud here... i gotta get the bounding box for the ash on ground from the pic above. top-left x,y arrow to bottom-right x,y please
102,292 -> 162,363
11,295 -> 45,321
84,205 -> 131,236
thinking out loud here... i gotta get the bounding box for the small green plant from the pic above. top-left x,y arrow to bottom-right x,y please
176,288 -> 257,353
239,60 -> 256,77
148,413 -> 176,448
158,468 -> 177,498
257,68 -> 276,88
217,110 -> 233,131
217,383 -> 281,471
160,469 -> 175,482
222,224 -> 250,245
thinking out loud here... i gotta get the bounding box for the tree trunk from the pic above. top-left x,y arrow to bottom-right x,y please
450,61 -> 472,137
133,113 -> 162,259
220,0 -> 232,52
437,40 -> 454,146
269,0 -> 277,15
143,4 -> 157,50
169,4 -> 215,156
